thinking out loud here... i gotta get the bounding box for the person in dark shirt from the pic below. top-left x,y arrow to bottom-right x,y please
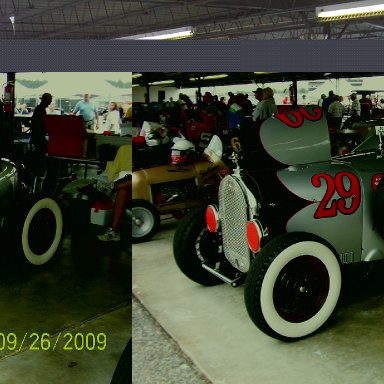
322,90 -> 334,113
31,92 -> 52,155
30,92 -> 52,176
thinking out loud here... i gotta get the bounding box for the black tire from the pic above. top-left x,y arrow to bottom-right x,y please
374,178 -> 384,237
131,199 -> 160,243
110,338 -> 131,384
20,197 -> 63,265
244,232 -> 342,341
120,206 -> 131,244
173,206 -> 224,286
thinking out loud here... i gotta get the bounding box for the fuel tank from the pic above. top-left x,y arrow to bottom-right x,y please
132,159 -> 220,202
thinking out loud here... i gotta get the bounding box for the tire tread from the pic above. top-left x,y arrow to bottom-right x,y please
173,206 -> 223,286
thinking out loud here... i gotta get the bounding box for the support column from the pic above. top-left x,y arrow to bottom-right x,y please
0,72 -> 15,159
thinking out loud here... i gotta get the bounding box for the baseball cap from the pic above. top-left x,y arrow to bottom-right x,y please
253,88 -> 263,93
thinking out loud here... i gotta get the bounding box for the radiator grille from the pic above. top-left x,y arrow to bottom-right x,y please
219,175 -> 250,272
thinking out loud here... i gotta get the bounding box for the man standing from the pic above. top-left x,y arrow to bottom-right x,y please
30,92 -> 52,176
73,93 -> 99,131
342,93 -> 361,130
327,95 -> 345,129
253,87 -> 263,102
251,88 -> 264,121
350,93 -> 361,118
322,90 -> 334,113
318,94 -> 326,108
252,87 -> 277,122
359,93 -> 373,119
31,92 -> 52,155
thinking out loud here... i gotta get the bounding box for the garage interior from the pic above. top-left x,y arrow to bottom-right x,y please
3,2 -> 384,384
0,71 -> 131,384
132,69 -> 384,384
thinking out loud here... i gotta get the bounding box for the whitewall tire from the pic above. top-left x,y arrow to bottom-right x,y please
21,198 -> 63,265
244,233 -> 341,340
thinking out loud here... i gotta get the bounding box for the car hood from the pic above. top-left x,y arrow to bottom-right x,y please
260,105 -> 331,166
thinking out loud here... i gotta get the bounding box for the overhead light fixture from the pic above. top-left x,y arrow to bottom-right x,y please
317,0 -> 384,21
203,74 -> 228,80
132,73 -> 142,79
9,16 -> 15,35
189,74 -> 228,81
117,26 -> 193,40
132,84 -> 140,87
148,80 -> 176,86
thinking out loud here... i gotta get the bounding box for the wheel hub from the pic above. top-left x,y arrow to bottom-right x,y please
273,255 -> 330,323
133,215 -> 143,227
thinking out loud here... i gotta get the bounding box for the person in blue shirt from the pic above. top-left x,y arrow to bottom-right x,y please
72,93 -> 99,132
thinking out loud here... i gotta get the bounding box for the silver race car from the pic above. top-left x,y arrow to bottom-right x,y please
173,105 -> 384,341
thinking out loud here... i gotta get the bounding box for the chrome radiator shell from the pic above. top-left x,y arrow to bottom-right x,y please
218,175 -> 251,273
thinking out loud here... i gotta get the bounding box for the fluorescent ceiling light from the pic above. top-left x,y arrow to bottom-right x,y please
132,84 -> 140,87
148,80 -> 175,86
117,27 -> 193,40
189,74 -> 228,81
132,73 -> 142,78
317,0 -> 384,20
203,74 -> 228,80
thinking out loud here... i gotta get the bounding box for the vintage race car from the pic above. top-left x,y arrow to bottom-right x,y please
173,105 -> 384,341
0,157 -> 63,265
132,135 -> 229,243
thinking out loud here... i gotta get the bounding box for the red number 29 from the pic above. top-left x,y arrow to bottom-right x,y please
311,172 -> 361,219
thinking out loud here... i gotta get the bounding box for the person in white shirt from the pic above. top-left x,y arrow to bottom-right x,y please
328,95 -> 345,129
104,102 -> 121,134
342,93 -> 362,130
252,87 -> 278,122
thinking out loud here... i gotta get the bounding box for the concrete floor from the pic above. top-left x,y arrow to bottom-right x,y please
133,219 -> 384,384
133,296 -> 211,384
0,219 -> 131,383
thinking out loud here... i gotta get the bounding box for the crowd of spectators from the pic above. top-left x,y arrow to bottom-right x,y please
136,89 -> 281,149
135,87 -> 384,155
319,89 -> 384,130
14,94 -> 130,136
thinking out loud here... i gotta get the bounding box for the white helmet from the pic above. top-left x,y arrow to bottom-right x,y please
171,139 -> 195,164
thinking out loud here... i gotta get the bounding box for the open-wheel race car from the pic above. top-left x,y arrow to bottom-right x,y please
173,105 -> 384,341
132,135 -> 229,243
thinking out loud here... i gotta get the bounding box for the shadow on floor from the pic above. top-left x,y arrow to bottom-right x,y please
0,223 -> 131,354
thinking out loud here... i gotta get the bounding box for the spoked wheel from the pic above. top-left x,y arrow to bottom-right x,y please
21,198 -> 63,265
244,232 -> 341,341
173,206 -> 224,286
131,200 -> 159,243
